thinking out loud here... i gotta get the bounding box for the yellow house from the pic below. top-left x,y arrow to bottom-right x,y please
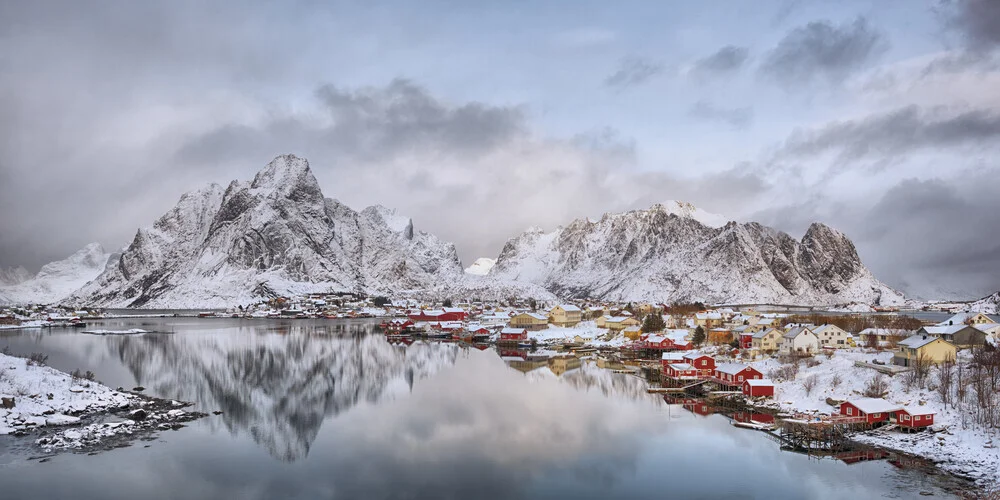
893,335 -> 957,367
605,316 -> 640,332
751,328 -> 783,353
623,325 -> 643,340
938,312 -> 993,327
510,312 -> 550,331
548,304 -> 583,327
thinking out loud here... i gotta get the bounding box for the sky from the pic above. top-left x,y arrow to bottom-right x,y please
1,0 -> 999,300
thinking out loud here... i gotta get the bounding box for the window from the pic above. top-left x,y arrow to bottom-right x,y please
738,375 -> 744,381
903,415 -> 910,421
846,407 -> 853,415
873,413 -> 881,418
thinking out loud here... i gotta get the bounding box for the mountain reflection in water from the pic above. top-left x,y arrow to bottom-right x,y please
105,325 -> 460,461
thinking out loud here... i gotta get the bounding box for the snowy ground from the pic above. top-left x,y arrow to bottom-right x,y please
746,349 -> 1000,489
528,321 -> 629,348
81,328 -> 151,335
0,352 -> 205,453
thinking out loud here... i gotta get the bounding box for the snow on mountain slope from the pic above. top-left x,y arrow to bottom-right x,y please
490,202 -> 904,306
464,257 -> 496,276
968,291 -> 999,314
0,243 -> 111,305
66,155 -> 464,308
0,266 -> 32,286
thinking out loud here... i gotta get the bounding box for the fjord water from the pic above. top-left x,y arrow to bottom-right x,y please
0,319 -> 960,499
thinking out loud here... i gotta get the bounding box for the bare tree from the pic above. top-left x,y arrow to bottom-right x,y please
863,374 -> 889,398
936,357 -> 954,409
830,373 -> 842,389
803,374 -> 819,396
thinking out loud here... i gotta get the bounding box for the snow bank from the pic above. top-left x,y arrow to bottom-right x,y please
0,352 -> 136,435
81,328 -> 151,335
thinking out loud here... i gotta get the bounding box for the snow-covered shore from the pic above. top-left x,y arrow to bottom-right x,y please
528,321 -> 630,348
745,349 -> 1000,489
0,352 -> 205,452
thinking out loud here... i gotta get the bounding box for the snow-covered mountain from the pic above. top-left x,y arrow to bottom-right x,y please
0,243 -> 112,305
67,155 -> 464,308
0,266 -> 32,286
968,291 -> 999,315
464,257 -> 496,276
489,202 -> 905,306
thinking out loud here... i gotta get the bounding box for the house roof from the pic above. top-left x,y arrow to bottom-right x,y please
845,398 -> 900,414
899,335 -> 939,349
752,328 -> 777,339
784,326 -> 813,339
623,326 -> 642,332
554,304 -> 581,312
936,312 -> 988,327
897,406 -> 935,416
715,363 -> 751,375
668,363 -> 694,371
500,327 -> 527,334
974,322 -> 1000,333
514,312 -> 548,321
744,379 -> 774,387
813,324 -> 844,335
682,352 -> 710,360
920,325 -> 972,335
662,352 -> 686,361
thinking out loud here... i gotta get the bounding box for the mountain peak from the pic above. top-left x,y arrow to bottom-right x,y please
250,154 -> 319,195
649,200 -> 729,228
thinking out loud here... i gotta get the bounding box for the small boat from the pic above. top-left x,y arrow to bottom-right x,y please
517,341 -> 532,348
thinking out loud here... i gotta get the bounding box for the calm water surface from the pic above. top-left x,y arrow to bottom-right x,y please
0,318 -> 966,499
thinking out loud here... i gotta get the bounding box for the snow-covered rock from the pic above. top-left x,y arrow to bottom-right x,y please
0,266 -> 32,286
464,257 -> 496,276
0,243 -> 112,305
967,291 -> 999,315
490,202 -> 905,305
66,155 -> 464,308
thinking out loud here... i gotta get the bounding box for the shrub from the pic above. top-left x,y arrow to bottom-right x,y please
830,373 -> 842,389
70,369 -> 97,382
27,352 -> 48,366
803,374 -> 819,396
805,358 -> 821,368
863,374 -> 889,398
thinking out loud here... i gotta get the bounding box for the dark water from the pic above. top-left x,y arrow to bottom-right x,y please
0,318 -> 965,499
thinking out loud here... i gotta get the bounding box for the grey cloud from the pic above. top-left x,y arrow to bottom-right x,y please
688,100 -> 754,129
778,105 -> 1000,161
690,45 -> 749,80
604,57 -> 664,90
760,17 -> 888,86
946,0 -> 1000,51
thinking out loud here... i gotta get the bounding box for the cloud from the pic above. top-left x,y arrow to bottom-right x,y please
689,45 -> 749,80
777,105 -> 1000,161
760,17 -> 889,86
552,27 -> 617,48
604,56 -> 664,90
688,100 -> 754,129
945,0 -> 1000,51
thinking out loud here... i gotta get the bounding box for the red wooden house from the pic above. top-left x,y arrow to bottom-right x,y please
892,407 -> 935,430
713,363 -> 763,386
742,378 -> 774,398
839,398 -> 899,424
664,363 -> 699,379
407,308 -> 468,322
660,352 -> 686,371
739,332 -> 754,349
682,353 -> 716,377
499,327 -> 528,343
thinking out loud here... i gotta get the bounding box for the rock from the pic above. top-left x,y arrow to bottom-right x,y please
132,386 -> 145,392
129,409 -> 147,421
166,409 -> 185,418
1,397 -> 14,409
46,393 -> 53,400
825,397 -> 843,407
68,386 -> 85,393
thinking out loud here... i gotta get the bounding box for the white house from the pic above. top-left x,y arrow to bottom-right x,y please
812,324 -> 853,348
780,326 -> 820,355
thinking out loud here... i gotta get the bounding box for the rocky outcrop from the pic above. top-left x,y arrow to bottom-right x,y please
489,203 -> 904,306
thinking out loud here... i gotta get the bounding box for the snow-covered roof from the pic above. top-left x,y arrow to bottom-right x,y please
515,312 -> 548,321
752,328 -> 777,339
695,312 -> 722,320
744,379 -> 773,387
645,334 -> 666,343
662,352 -> 686,361
973,322 -> 1000,333
845,398 -> 900,414
500,327 -> 527,334
623,326 -> 641,332
936,312 -> 986,327
899,335 -> 938,349
605,316 -> 634,323
784,326 -> 813,339
682,352 -> 710,360
555,304 -> 581,312
920,325 -> 970,335
668,363 -> 693,371
442,307 -> 465,313
812,324 -> 844,335
715,363 -> 750,375
898,406 -> 935,416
